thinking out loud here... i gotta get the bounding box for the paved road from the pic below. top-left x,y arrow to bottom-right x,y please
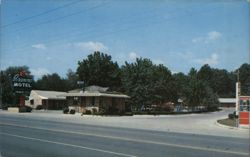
0,114 -> 249,157
1,108 -> 248,138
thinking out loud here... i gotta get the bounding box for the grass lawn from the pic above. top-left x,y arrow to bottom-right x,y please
217,118 -> 237,127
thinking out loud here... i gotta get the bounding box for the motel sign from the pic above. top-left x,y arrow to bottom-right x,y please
12,71 -> 33,106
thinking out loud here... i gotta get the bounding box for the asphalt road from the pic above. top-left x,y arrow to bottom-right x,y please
0,114 -> 249,157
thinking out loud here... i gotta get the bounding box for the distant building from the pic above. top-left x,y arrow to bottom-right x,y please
218,98 -> 236,107
62,85 -> 130,114
26,90 -> 67,110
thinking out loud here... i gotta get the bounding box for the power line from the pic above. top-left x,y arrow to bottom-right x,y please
1,2 -> 110,53
2,2 -> 161,51
1,0 -> 82,28
4,1 -> 156,35
8,2 -> 109,34
4,6 -> 220,54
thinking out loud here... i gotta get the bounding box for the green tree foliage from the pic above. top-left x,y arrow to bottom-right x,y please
0,66 -> 33,106
34,73 -> 68,91
121,58 -> 173,110
186,68 -> 219,110
197,64 -> 235,98
238,63 -> 250,95
77,51 -> 121,90
65,69 -> 79,90
1,57 -> 248,112
172,72 -> 189,101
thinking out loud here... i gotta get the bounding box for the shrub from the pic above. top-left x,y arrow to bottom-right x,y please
63,108 -> 69,114
228,113 -> 235,119
92,108 -> 97,114
85,110 -> 92,115
70,109 -> 75,114
18,106 -> 32,113
26,106 -> 32,112
2,104 -> 8,110
36,105 -> 43,110
19,106 -> 27,112
233,111 -> 238,118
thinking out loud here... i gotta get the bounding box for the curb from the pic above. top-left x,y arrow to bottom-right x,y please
215,120 -> 249,130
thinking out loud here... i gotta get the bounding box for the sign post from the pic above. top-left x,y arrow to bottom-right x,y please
236,82 -> 240,116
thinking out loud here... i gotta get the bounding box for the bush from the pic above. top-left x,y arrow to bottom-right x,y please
26,106 -> 32,112
63,108 -> 69,114
19,106 -> 32,113
19,106 -> 27,112
85,110 -> 92,115
1,104 -> 8,110
36,105 -> 43,110
233,111 -> 238,118
92,108 -> 97,114
69,109 -> 75,114
228,113 -> 235,119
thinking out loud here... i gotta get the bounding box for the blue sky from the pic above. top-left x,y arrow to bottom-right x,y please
1,0 -> 249,79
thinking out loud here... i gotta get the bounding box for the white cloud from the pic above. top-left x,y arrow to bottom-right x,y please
31,44 -> 47,50
128,52 -> 138,60
192,31 -> 222,43
152,59 -> 165,65
195,53 -> 219,65
73,41 -> 108,52
192,37 -> 203,43
207,31 -> 221,40
179,51 -> 219,65
30,68 -> 50,79
178,51 -> 194,60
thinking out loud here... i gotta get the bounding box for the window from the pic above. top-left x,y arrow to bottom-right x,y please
92,97 -> 95,106
30,100 -> 34,105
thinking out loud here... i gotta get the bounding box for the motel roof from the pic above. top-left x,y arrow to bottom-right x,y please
62,85 -> 130,98
61,91 -> 130,98
218,98 -> 236,104
31,90 -> 67,100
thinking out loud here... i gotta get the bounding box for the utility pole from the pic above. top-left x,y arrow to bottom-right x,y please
235,70 -> 240,127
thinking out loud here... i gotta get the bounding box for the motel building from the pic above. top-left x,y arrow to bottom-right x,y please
218,98 -> 236,108
26,86 -> 130,114
62,86 -> 130,114
26,90 -> 67,110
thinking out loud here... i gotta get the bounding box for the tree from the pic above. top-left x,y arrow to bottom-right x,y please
121,58 -> 173,110
238,63 -> 250,95
151,64 -> 175,103
197,64 -> 213,83
198,64 -> 235,98
76,51 -> 121,90
65,69 -> 79,90
211,69 -> 234,97
34,73 -> 67,91
172,72 -> 190,103
185,67 -> 219,110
